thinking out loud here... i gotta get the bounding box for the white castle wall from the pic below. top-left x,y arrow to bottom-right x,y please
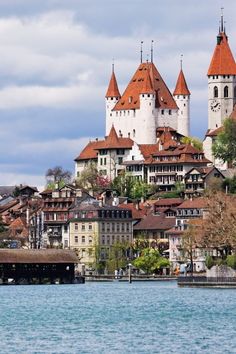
174,95 -> 190,137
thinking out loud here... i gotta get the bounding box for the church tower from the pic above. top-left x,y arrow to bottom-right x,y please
105,65 -> 121,136
173,58 -> 190,137
207,12 -> 236,130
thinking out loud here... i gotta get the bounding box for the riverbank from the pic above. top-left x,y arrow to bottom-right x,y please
85,275 -> 177,282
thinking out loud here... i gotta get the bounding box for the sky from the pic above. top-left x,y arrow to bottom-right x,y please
0,0 -> 235,188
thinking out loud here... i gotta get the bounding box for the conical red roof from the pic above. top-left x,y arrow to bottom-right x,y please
113,62 -> 178,110
207,32 -> 236,75
105,71 -> 121,98
140,68 -> 154,94
173,69 -> 190,96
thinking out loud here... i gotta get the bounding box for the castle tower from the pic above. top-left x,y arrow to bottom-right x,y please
173,59 -> 191,137
105,65 -> 121,135
207,13 -> 236,130
105,60 -> 179,144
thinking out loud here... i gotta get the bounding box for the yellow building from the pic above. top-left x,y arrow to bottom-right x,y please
69,203 -> 133,274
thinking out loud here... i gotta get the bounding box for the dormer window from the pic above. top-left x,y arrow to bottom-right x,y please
129,96 -> 132,103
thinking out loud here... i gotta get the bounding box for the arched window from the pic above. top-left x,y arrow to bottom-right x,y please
234,86 -> 236,98
214,86 -> 218,98
224,86 -> 229,98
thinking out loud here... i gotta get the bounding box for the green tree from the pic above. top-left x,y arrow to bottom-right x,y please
181,136 -> 203,151
76,163 -> 99,191
111,172 -> 134,197
223,175 -> 236,194
130,180 -> 150,200
133,248 -> 170,274
106,242 -> 130,273
212,117 -> 236,165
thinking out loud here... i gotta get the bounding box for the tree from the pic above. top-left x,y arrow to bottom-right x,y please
46,166 -> 72,187
199,192 -> 236,257
76,163 -> 111,191
181,220 -> 202,276
130,180 -> 150,200
223,175 -> 236,194
212,117 -> 236,166
133,248 -> 170,274
111,172 -> 134,197
181,136 -> 203,151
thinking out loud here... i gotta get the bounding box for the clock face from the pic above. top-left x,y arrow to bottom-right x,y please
210,99 -> 221,112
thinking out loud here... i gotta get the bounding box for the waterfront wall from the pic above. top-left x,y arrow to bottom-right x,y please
206,265 -> 236,278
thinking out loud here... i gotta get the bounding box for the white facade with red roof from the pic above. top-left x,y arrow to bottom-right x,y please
105,60 -> 190,145
203,14 -> 236,169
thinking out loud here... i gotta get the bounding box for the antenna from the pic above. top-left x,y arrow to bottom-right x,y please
220,7 -> 224,32
151,40 -> 154,63
140,41 -> 143,63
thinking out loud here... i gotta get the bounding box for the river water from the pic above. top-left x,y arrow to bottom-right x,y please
0,281 -> 235,354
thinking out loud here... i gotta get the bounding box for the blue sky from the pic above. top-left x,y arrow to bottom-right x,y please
0,0 -> 235,188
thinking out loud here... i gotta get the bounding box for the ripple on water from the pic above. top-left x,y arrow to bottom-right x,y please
0,281 -> 236,354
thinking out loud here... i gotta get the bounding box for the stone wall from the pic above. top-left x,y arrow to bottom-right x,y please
206,265 -> 236,278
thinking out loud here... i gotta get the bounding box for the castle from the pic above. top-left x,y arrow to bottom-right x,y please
75,14 -> 236,187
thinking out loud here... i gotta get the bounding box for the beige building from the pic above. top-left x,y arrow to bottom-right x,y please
69,202 -> 133,274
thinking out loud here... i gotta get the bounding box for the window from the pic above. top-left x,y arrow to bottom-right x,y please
64,240 -> 68,247
74,223 -> 78,231
224,86 -> 229,98
82,236 -> 85,243
234,86 -> 236,98
74,236 -> 78,243
64,225 -> 68,233
89,236 -> 93,243
133,129 -> 136,137
169,110 -> 172,115
214,86 -> 218,98
89,223 -> 92,230
118,157 -> 123,165
104,158 -> 107,165
116,149 -> 125,155
82,224 -> 85,231
100,158 -> 103,166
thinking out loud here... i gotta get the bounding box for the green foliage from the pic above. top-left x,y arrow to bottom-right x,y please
223,175 -> 236,194
212,118 -> 236,165
106,242 -> 130,273
130,180 -> 151,200
205,256 -> 214,269
180,136 -> 203,151
226,255 -> 236,270
111,172 -> 134,198
133,248 -> 169,274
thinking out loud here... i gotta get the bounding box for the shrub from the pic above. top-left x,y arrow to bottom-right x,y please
205,256 -> 214,269
226,255 -> 236,270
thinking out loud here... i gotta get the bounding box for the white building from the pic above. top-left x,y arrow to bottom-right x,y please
105,59 -> 190,145
203,15 -> 236,167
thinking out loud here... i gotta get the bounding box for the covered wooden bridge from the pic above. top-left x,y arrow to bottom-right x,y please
0,249 -> 79,285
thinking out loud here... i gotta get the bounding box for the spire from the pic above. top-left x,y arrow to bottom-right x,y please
173,58 -> 190,96
105,63 -> 121,98
151,40 -> 154,63
140,41 -> 143,63
208,16 -> 236,76
140,65 -> 154,94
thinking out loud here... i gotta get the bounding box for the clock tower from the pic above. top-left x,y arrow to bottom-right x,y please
207,13 -> 236,130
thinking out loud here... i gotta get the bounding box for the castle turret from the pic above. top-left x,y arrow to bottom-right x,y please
207,12 -> 236,130
173,61 -> 190,137
138,65 -> 156,143
105,66 -> 121,135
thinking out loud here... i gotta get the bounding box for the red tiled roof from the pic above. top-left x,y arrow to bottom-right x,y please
154,198 -> 183,208
96,126 -> 134,150
105,71 -> 121,98
140,67 -> 155,94
74,141 -> 102,161
139,144 -> 159,158
113,62 -> 178,111
9,217 -> 27,229
177,197 -> 207,209
207,32 -> 236,75
118,203 -> 147,220
205,127 -> 224,137
133,210 -> 176,231
173,69 -> 190,96
75,127 -> 134,161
